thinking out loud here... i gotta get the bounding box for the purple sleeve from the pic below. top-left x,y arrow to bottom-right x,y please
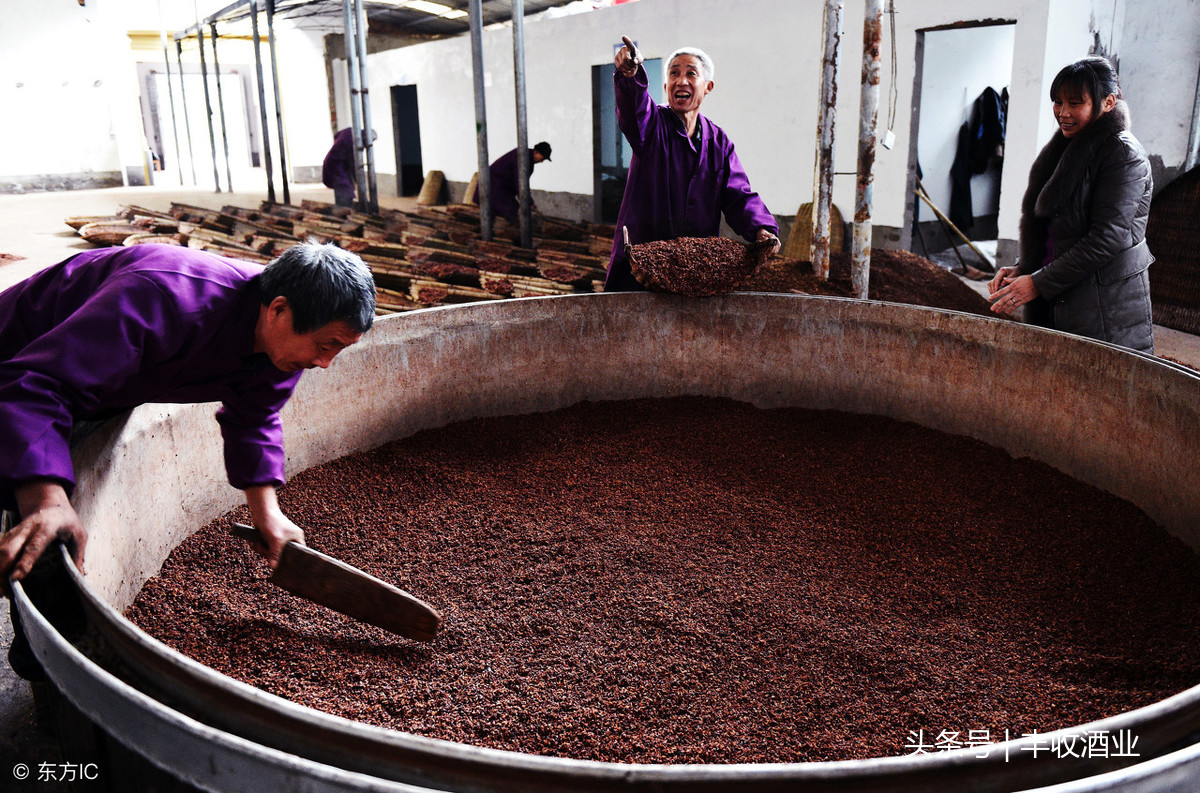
721,143 -> 778,240
615,65 -> 657,154
216,371 -> 300,489
0,273 -> 181,497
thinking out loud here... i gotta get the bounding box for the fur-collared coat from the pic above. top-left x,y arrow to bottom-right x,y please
1017,100 -> 1155,353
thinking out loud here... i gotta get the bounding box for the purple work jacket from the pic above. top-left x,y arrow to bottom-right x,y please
606,65 -> 778,292
0,245 -> 301,508
322,128 -> 356,194
472,147 -> 535,224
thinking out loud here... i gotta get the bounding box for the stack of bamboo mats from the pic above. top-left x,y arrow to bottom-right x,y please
64,201 -> 615,314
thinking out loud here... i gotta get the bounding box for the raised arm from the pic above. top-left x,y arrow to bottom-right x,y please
614,34 -> 656,153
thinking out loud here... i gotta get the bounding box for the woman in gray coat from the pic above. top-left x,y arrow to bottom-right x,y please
989,56 -> 1154,353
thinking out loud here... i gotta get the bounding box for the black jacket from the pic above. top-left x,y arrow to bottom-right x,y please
1018,100 -> 1154,353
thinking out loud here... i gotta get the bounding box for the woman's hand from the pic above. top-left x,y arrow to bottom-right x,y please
988,265 -> 1018,295
989,272 -> 1038,317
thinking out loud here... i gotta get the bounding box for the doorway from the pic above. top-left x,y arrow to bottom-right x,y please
591,58 -> 662,223
138,62 -> 259,189
907,22 -> 1014,271
391,84 -> 423,197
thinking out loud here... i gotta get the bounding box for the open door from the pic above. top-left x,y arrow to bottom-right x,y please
907,22 -> 1014,270
391,84 -> 423,197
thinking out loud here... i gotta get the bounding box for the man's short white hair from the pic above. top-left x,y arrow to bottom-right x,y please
667,47 -> 715,82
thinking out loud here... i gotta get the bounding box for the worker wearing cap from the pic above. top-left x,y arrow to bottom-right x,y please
474,141 -> 552,226
606,36 -> 779,292
0,242 -> 376,678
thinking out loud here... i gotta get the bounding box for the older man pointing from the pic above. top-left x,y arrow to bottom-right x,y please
605,35 -> 779,292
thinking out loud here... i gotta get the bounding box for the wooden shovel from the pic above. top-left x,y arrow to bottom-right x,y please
231,523 -> 441,642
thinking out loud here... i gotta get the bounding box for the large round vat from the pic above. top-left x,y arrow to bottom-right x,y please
18,292 -> 1200,792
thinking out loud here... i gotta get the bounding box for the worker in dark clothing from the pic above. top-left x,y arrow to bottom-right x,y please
474,141 -> 552,226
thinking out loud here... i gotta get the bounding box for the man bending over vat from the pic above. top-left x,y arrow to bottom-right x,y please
604,35 -> 780,292
0,241 -> 376,678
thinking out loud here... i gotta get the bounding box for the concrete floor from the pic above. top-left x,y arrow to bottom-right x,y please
1,180 -> 1199,785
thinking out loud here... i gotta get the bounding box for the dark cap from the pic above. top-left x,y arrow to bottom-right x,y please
534,141 -> 552,161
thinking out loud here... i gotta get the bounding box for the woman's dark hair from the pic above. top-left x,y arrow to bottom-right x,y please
256,242 -> 376,334
1050,56 -> 1121,104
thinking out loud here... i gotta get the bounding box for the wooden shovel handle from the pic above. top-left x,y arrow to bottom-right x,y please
230,522 -> 261,544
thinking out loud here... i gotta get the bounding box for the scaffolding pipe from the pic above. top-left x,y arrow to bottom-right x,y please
176,40 -> 198,185
1187,59 -> 1200,171
469,0 -> 493,241
512,0 -> 532,248
210,22 -> 234,192
342,0 -> 368,212
157,2 -> 184,184
852,0 -> 884,300
266,0 -> 290,204
812,0 -> 844,280
353,0 -> 379,213
193,15 -> 223,192
174,0 -> 248,38
249,0 -> 277,203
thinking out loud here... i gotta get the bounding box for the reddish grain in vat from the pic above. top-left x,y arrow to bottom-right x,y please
128,397 -> 1200,764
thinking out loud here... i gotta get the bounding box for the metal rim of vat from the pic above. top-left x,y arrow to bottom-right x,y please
27,293 -> 1200,792
25,542 -> 1200,793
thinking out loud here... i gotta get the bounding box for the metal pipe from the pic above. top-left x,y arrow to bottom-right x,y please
1187,60 -> 1200,171
173,0 -> 249,39
210,22 -> 234,192
175,40 -> 198,185
512,0 -> 532,248
342,0 -> 368,212
852,0 -> 884,300
157,1 -> 184,184
249,0 -> 277,204
193,12 -> 222,193
812,0 -> 844,280
469,0 -> 493,241
353,0 -> 379,213
266,0 -> 290,205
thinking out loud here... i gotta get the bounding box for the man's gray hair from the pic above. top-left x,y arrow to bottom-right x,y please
257,242 -> 376,334
667,47 -> 715,82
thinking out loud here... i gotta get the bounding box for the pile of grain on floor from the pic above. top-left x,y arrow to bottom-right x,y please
746,250 -> 993,317
62,203 -> 990,317
63,202 -> 614,314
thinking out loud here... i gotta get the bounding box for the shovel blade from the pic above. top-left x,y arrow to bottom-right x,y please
233,523 -> 441,642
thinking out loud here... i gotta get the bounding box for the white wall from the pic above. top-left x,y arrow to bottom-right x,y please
1120,0 -> 1200,173
350,0 -> 824,220
0,0 -> 334,191
0,0 -> 147,182
2,0 -> 1194,259
341,0 -> 1160,251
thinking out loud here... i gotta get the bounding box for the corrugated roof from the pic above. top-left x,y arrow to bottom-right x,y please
197,0 -> 591,38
